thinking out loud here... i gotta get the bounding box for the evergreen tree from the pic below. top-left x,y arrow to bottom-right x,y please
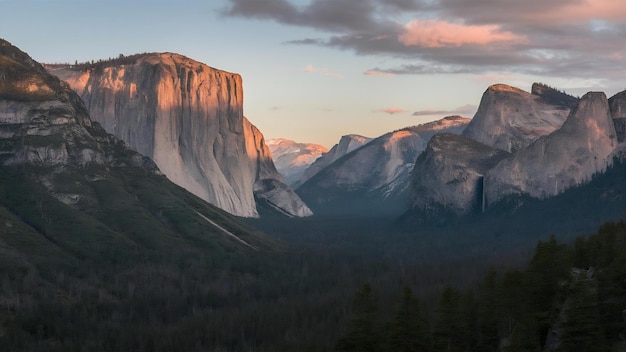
477,269 -> 499,352
336,283 -> 380,352
433,286 -> 462,352
386,286 -> 430,352
560,271 -> 605,352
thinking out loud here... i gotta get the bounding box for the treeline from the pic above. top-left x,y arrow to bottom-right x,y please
336,221 -> 626,351
45,53 -> 151,71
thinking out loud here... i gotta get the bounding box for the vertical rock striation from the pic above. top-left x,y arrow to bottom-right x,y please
50,53 -> 311,217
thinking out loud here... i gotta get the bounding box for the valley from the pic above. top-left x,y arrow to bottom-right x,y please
1,37 -> 626,351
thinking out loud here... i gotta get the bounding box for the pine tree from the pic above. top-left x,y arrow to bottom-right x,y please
433,286 -> 462,352
386,286 -> 430,352
336,283 -> 380,352
560,271 -> 605,352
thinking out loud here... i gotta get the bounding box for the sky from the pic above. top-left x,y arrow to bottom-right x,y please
1,0 -> 625,148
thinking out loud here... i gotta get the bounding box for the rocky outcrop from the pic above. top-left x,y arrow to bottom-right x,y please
410,134 -> 509,216
294,134 -> 372,188
609,90 -> 626,142
463,83 -> 575,153
0,39 -> 132,169
49,53 -> 310,217
486,92 -> 617,204
243,119 -> 312,217
297,116 -> 470,215
267,138 -> 328,186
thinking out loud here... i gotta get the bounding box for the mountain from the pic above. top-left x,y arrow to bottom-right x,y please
266,138 -> 328,186
48,53 -> 311,218
408,88 -> 619,219
486,91 -> 617,204
294,134 -> 372,188
410,133 -> 509,219
297,116 -> 470,216
0,39 -> 273,266
463,83 -> 577,152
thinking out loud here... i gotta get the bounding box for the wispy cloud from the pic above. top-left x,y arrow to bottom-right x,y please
412,104 -> 477,117
303,64 -> 342,78
363,69 -> 395,77
224,0 -> 626,80
375,107 -> 406,115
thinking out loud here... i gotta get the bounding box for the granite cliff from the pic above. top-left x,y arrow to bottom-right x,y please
463,83 -> 577,153
409,89 -> 618,218
410,134 -> 509,217
49,54 -> 311,217
486,92 -> 617,204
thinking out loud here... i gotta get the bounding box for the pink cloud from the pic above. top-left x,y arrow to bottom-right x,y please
364,69 -> 395,77
375,107 -> 406,115
303,65 -> 342,78
399,20 -> 526,48
531,1 -> 626,23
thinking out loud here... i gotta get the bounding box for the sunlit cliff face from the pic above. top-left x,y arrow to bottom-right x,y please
48,53 -> 312,218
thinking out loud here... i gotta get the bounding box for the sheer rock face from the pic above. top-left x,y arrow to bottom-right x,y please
50,54 -> 311,217
296,116 -> 470,213
486,92 -> 617,204
266,138 -> 328,186
410,134 -> 509,215
294,134 -> 373,188
463,83 -> 575,153
609,90 -> 626,142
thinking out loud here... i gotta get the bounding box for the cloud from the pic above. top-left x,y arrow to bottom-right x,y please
224,0 -> 626,80
363,69 -> 395,77
399,20 -> 526,48
412,104 -> 477,117
303,65 -> 342,78
375,107 -> 406,115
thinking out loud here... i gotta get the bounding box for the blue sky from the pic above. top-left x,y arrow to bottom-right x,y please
2,0 -> 625,147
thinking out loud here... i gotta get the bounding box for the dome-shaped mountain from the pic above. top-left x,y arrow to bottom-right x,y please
463,83 -> 576,153
486,91 -> 617,204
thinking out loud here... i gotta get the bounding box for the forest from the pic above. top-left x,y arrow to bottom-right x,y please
2,213 -> 626,351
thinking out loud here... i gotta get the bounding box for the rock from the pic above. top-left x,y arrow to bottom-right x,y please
486,92 -> 617,204
266,138 -> 328,186
463,83 -> 575,152
297,116 -> 470,215
410,133 -> 509,217
49,53 -> 310,217
294,134 -> 372,188
243,119 -> 313,217
609,90 -> 626,142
